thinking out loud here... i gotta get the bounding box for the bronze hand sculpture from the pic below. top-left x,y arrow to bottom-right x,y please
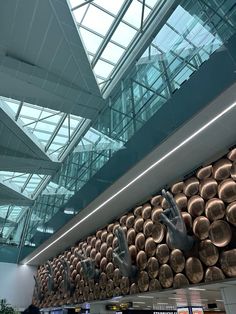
76,250 -> 100,281
113,226 -> 137,278
45,261 -> 55,293
159,189 -> 194,251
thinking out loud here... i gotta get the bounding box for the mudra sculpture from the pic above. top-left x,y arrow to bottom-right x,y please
46,261 -> 55,293
61,258 -> 74,295
113,226 -> 137,278
76,249 -> 100,281
33,275 -> 43,302
159,189 -> 194,251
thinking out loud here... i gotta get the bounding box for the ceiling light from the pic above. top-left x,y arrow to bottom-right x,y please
133,302 -> 145,304
169,297 -> 182,300
189,288 -> 206,291
157,303 -> 168,305
24,101 -> 236,264
137,295 -> 154,299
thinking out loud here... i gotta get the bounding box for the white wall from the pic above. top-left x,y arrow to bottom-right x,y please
0,262 -> 36,310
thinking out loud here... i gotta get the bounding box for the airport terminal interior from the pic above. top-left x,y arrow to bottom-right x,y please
0,0 -> 236,313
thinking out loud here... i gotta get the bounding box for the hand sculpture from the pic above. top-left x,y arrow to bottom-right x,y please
113,226 -> 137,278
45,261 -> 55,293
61,258 -> 73,295
76,250 -> 100,281
159,189 -> 194,252
33,275 -> 43,302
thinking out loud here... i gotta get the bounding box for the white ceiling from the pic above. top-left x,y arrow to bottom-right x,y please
0,0 -> 104,119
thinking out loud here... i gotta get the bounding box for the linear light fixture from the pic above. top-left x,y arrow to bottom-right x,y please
137,295 -> 154,299
24,101 -> 236,264
189,288 -> 206,291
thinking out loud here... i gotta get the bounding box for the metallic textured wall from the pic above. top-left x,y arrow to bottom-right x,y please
33,147 -> 236,307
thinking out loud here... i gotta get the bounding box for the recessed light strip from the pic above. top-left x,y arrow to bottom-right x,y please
24,102 -> 236,264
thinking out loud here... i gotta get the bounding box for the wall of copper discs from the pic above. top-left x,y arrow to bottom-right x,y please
33,148 -> 236,308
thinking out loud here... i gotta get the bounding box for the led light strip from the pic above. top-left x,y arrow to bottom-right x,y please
24,102 -> 236,264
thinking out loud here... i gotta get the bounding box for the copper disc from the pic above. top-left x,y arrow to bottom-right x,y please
169,249 -> 185,273
136,250 -> 147,270
228,148 -> 236,161
183,178 -> 199,196
120,215 -> 127,226
112,237 -> 119,251
193,216 -> 210,240
205,198 -> 225,221
107,223 -> 114,233
147,257 -> 159,279
151,206 -> 163,223
120,276 -> 129,295
112,222 -> 120,234
100,242 -> 108,257
95,252 -> 101,267
130,282 -> 139,294
156,244 -> 169,264
99,272 -> 107,290
196,165 -> 212,180
218,179 -> 236,203
101,230 -> 108,242
200,178 -> 218,200
142,203 -> 152,219
145,237 -> 156,257
95,239 -> 102,252
171,182 -> 184,194
100,257 -> 107,272
152,222 -> 165,243
173,273 -> 189,288
231,161 -> 236,180
106,233 -> 113,247
127,228 -> 136,245
129,245 -> 137,263
175,193 -> 188,210
91,236 -> 96,248
213,159 -> 232,180
113,268 -> 121,287
159,264 -> 173,288
126,214 -> 135,228
226,201 -> 236,226
138,271 -> 149,292
96,230 -> 102,239
143,219 -> 154,237
149,278 -> 161,291
94,283 -> 100,299
134,206 -> 143,217
198,239 -> 219,266
135,232 -> 145,250
151,195 -> 163,207
106,247 -> 113,262
134,217 -> 144,233
181,212 -> 193,231
185,257 -> 204,284
106,279 -> 114,298
161,197 -> 169,209
209,220 -> 232,247
205,266 -> 225,282
99,289 -> 106,300
220,249 -> 236,277
187,195 -> 205,217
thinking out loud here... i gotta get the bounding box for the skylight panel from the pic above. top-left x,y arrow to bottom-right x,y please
94,0 -> 125,15
93,60 -> 114,79
145,0 -> 159,8
82,5 -> 114,36
110,22 -> 137,47
122,0 -> 151,29
100,42 -> 125,64
79,28 -> 104,54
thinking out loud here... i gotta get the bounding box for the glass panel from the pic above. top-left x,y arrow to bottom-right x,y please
100,42 -> 125,63
93,60 -> 114,78
82,5 -> 114,36
95,0 -> 125,15
123,0 -> 151,29
79,28 -> 103,54
111,22 -> 137,47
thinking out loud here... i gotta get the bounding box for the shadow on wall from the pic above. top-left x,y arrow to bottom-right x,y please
34,147 -> 236,307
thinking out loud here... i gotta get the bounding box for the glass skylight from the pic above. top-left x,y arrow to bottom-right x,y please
69,0 -> 162,88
